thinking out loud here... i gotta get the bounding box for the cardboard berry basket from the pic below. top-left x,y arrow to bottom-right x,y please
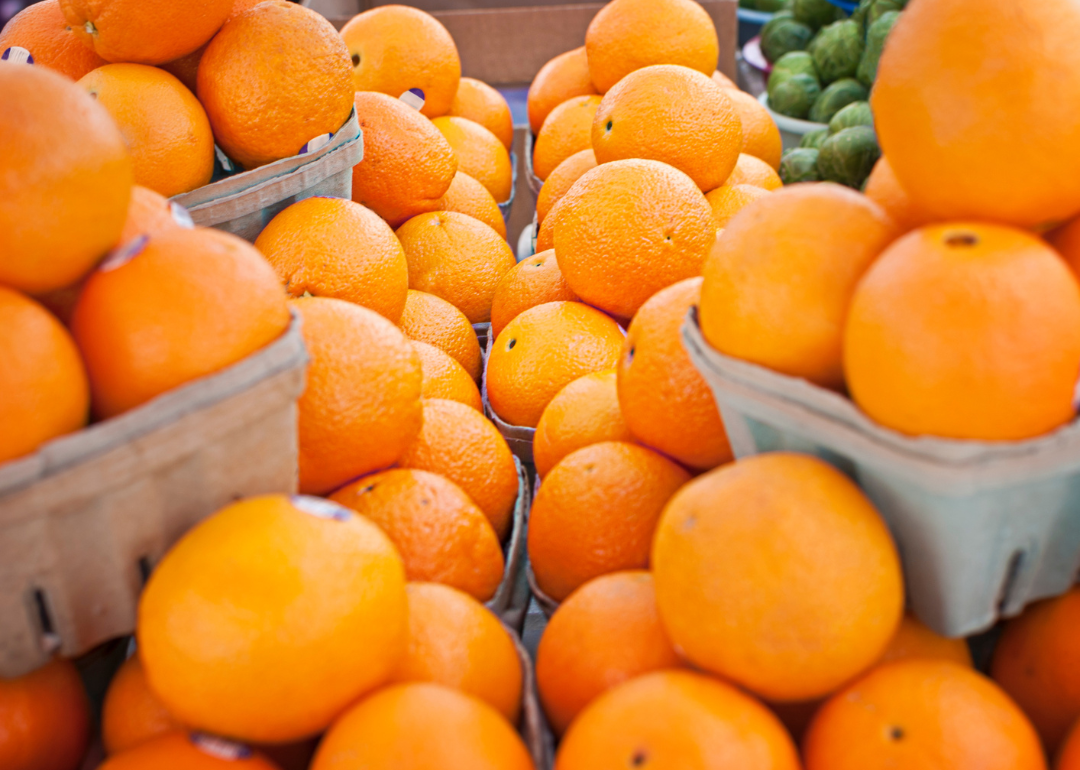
510,623 -> 556,769
482,332 -> 536,466
683,307 -> 1080,639
0,314 -> 308,679
489,456 -> 534,631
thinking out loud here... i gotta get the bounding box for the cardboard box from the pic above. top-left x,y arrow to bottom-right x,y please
488,457 -> 534,631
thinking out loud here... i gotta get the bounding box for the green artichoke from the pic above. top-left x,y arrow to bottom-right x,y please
808,77 -> 869,123
817,126 -> 881,188
780,148 -> 822,183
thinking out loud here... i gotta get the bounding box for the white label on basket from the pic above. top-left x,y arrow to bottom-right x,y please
1,47 -> 33,65
191,734 -> 253,760
169,201 -> 195,229
99,234 -> 148,272
399,88 -> 425,111
300,132 -> 334,154
214,144 -> 235,172
291,495 -> 353,522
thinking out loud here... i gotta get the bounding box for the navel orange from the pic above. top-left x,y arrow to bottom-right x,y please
863,156 -> 935,232
535,149 -> 596,225
705,183 -> 770,228
437,171 -> 506,238
724,152 -> 783,190
412,340 -> 483,412
99,733 -> 279,770
0,0 -> 106,80
721,88 -> 782,170
397,290 -> 482,380
433,116 -> 514,203
0,659 -> 90,770
102,655 -> 181,756
528,47 -> 598,134
489,249 -> 579,338
532,95 -> 601,181
449,77 -> 514,150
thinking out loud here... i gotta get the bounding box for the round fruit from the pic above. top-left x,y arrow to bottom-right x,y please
350,91 -> 457,228
712,70 -> 736,89
554,159 -> 715,320
158,0 -> 272,93
803,661 -> 1047,770
528,47 -> 598,134
489,249 -> 579,338
536,149 -> 596,225
310,683 -> 535,770
330,469 -> 504,602
120,186 -> 192,243
700,183 -> 897,389
1051,217 -> 1080,277
0,659 -> 90,770
533,95 -> 602,181
724,152 -> 783,190
705,183 -> 770,228
529,441 -> 690,602
102,655 -> 181,755
449,77 -> 513,150
397,290 -> 482,380
0,62 -> 131,294
197,1 -> 354,169
534,195 -> 564,252
433,116 -> 514,203
536,571 -> 682,734
254,196 -> 408,323
437,171 -> 506,239
863,156 -> 935,232
392,582 -> 522,722
845,223 -> 1080,440
98,732 -> 279,770
652,452 -> 904,702
585,0 -> 720,93
554,670 -> 799,770
1059,719 -> 1080,770
139,495 -> 407,743
341,5 -> 461,119
592,65 -> 742,192
486,301 -> 624,428
411,340 -> 483,412
722,87 -> 783,170
0,0 -> 106,80
396,211 -> 516,324
289,297 -> 422,495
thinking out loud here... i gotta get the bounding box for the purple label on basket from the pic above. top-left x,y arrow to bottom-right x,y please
191,734 -> 253,760
214,144 -> 234,172
1,47 -> 33,65
399,88 -> 425,111
300,132 -> 334,154
99,234 -> 148,272
290,495 -> 352,522
169,201 -> 194,229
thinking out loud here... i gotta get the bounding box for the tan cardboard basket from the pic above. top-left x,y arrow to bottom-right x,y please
511,624 -> 556,769
0,315 -> 308,678
489,456 -> 533,631
482,331 -> 536,466
524,131 -> 544,200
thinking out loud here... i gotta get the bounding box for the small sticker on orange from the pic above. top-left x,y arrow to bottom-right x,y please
169,202 -> 194,229
191,734 -> 253,761
290,495 -> 353,522
214,145 -> 234,172
399,88 -> 425,111
99,234 -> 149,272
1,47 -> 33,65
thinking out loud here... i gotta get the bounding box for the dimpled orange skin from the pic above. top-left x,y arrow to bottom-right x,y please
724,153 -> 783,191
351,91 -> 457,228
554,159 -> 716,320
159,0 -> 273,93
138,495 -> 408,744
101,655 -> 182,755
721,88 -> 783,170
534,195 -> 565,252
592,65 -> 742,192
78,64 -> 214,197
448,77 -> 514,150
845,224 -> 1080,440
411,340 -> 483,412
0,63 -> 132,294
98,732 -> 280,770
391,582 -> 522,722
652,453 -> 904,702
433,116 -> 514,203
341,5 -> 461,120
804,661 -> 1048,770
490,250 -> 579,338
0,659 -> 91,770
486,301 -> 625,429
873,0 -> 1080,228
0,0 -> 107,80
254,197 -> 409,323
311,683 -> 535,770
330,468 -> 505,602
699,184 -> 897,389
863,156 -> 936,233
396,211 -> 516,324
197,1 -> 354,170
290,297 -> 423,495
585,0 -> 719,94
437,172 -> 506,239
528,47 -> 599,135
71,228 -> 290,420
554,671 -> 800,770
398,290 -> 482,380
532,95 -> 602,181
528,441 -> 690,603
536,571 -> 683,735
536,150 -> 597,225
397,398 -> 519,541
618,277 -> 732,472
706,184 -> 770,228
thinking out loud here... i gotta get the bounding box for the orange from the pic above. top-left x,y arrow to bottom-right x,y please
536,571 -> 683,735
397,398 -> 518,541
330,468 -> 504,602
555,670 -> 799,770
721,88 -> 782,170
99,733 -> 279,770
1059,720 -> 1080,770
873,0 -> 1080,227
78,64 -> 213,197
341,6 -> 461,119
652,452 -> 904,702
863,156 -> 935,232
533,370 -> 634,478
433,116 -> 513,203
351,91 -> 457,228
397,290 -> 482,380
489,249 -> 579,338
159,0 -> 270,93
289,296 -> 422,495
449,77 -> 514,150
700,183 -> 897,389
0,288 -> 88,464
71,227 -> 288,419
102,655 -> 182,755
411,339 -> 483,412
585,0 -> 720,94
396,211 -> 516,324
536,149 -> 596,225
391,582 -> 522,722
724,152 -> 783,190
534,194 -> 564,252
311,683 -> 535,770
845,223 -> 1080,440
618,277 -> 731,471
138,495 -> 407,743
804,661 -> 1047,770
992,589 -> 1080,752
437,171 -> 506,239
60,0 -> 232,64
254,196 -> 408,322
0,62 -> 131,294
705,183 -> 770,228
528,47 -> 599,135
532,95 -> 601,181
0,0 -> 106,80
1051,216 -> 1080,277
486,301 -> 625,428
528,441 -> 690,602
554,159 -> 715,319
197,1 -> 353,170
592,65 -> 741,192
0,659 -> 90,770
711,69 -> 737,89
